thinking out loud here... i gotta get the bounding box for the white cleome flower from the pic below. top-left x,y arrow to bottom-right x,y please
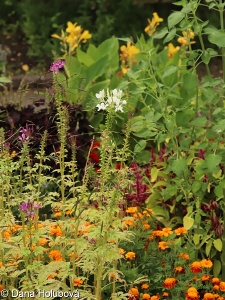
95,89 -> 105,99
96,88 -> 125,112
96,102 -> 108,111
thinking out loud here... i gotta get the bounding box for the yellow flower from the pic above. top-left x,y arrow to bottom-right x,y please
145,12 -> 163,36
165,43 -> 180,58
80,30 -> 92,42
66,21 -> 81,35
120,42 -> 140,63
178,28 -> 195,46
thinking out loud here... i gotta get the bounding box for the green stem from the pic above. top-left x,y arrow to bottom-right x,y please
219,0 -> 225,84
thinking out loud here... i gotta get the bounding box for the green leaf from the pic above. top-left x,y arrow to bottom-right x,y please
183,215 -> 194,230
205,153 -> 221,173
0,76 -> 11,83
205,240 -> 213,257
192,181 -> 202,193
208,30 -> 225,47
170,158 -> 187,177
85,55 -> 109,87
164,27 -> 176,43
76,48 -> 94,66
162,65 -> 179,79
134,140 -> 147,153
193,234 -> 200,245
168,11 -> 185,29
213,239 -> 222,252
182,73 -> 198,92
190,116 -> 207,127
151,167 -> 160,183
154,27 -> 168,39
213,259 -> 221,277
130,116 -> 145,132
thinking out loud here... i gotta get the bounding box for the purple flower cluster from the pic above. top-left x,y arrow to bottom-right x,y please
18,124 -> 33,143
20,200 -> 41,219
50,60 -> 65,74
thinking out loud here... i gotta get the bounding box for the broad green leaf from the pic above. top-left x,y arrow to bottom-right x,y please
154,27 -> 168,39
205,154 -> 221,173
162,65 -> 179,79
168,11 -> 185,29
130,116 -> 145,132
163,27 -> 176,43
193,234 -> 200,245
208,30 -> 225,47
192,181 -> 201,193
85,55 -> 109,87
213,239 -> 222,252
190,116 -> 207,127
134,140 -> 147,153
170,158 -> 187,177
213,260 -> 221,277
182,73 -> 198,92
183,215 -> 194,230
206,240 -> 213,257
77,48 -> 94,66
151,167 -> 160,183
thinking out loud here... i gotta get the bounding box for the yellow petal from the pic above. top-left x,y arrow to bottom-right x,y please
22,64 -> 29,72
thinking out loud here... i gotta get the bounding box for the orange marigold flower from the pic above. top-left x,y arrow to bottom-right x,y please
0,262 -> 2,268
50,225 -> 62,236
179,252 -> 189,260
158,241 -> 169,250
142,293 -> 151,300
212,278 -> 221,285
213,285 -> 219,291
185,287 -> 200,300
163,292 -> 169,297
162,278 -> 177,289
49,250 -> 63,261
174,227 -> 187,235
118,248 -> 125,256
141,284 -> 149,289
133,212 -> 143,219
161,227 -> 173,237
0,285 -> 3,292
39,238 -> 49,246
152,230 -> 164,237
151,296 -> 160,300
190,261 -> 202,273
203,293 -> 215,300
143,223 -> 151,230
128,287 -> 139,297
175,266 -> 185,274
219,281 -> 225,291
201,274 -> 211,281
201,259 -> 213,268
125,252 -> 136,260
73,278 -> 83,286
126,207 -> 138,214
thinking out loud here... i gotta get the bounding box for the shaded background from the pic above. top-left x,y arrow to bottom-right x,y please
0,0 -> 220,74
